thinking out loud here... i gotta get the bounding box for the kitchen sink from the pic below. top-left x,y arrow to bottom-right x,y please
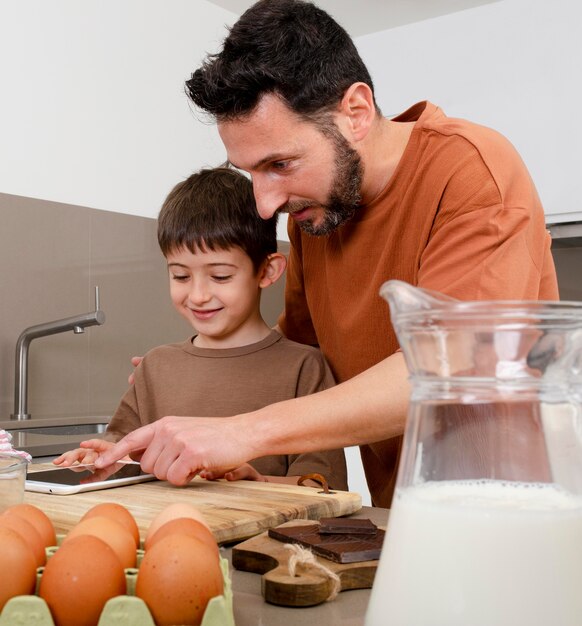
0,416 -> 111,458
11,423 -> 108,436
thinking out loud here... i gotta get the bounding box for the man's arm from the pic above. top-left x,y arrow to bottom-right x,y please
95,352 -> 410,485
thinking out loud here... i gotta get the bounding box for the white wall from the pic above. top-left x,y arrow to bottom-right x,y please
6,1 -> 576,230
2,0 -> 579,225
0,1 -> 230,217
356,0 -> 582,223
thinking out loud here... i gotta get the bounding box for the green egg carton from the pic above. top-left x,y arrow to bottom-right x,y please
0,556 -> 234,626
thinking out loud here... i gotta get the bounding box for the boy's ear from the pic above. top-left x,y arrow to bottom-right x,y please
259,253 -> 287,288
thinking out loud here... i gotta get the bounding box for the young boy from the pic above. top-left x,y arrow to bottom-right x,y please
55,167 -> 348,489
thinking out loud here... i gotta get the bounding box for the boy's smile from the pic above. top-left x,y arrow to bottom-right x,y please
166,244 -> 271,349
190,307 -> 223,321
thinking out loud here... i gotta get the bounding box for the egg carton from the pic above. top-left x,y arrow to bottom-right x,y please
0,552 -> 234,626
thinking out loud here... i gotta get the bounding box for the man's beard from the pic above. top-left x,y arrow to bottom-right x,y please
283,127 -> 363,236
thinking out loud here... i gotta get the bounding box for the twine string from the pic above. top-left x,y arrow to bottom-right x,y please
284,543 -> 341,602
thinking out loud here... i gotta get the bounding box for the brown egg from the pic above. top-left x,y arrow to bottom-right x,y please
0,514 -> 46,567
0,526 -> 37,611
136,534 -> 223,626
146,502 -> 210,545
145,517 -> 219,556
62,516 -> 136,569
2,503 -> 56,547
81,503 -> 140,547
40,534 -> 126,626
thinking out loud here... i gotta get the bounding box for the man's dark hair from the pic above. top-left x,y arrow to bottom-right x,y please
158,167 -> 277,273
186,0 -> 377,121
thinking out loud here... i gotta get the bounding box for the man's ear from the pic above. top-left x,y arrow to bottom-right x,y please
336,82 -> 376,142
259,253 -> 287,288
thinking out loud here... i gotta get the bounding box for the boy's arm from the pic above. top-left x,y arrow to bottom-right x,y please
105,372 -> 147,443
200,463 -> 322,487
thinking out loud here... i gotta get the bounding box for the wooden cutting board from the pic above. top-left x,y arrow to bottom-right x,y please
24,464 -> 361,545
232,520 -> 382,607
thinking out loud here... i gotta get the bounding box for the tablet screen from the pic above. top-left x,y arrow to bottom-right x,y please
25,462 -> 156,494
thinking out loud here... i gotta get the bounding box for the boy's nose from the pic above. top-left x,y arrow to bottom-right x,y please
252,175 -> 287,220
187,281 -> 210,305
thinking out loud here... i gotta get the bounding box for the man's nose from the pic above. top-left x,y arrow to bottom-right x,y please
252,175 -> 286,220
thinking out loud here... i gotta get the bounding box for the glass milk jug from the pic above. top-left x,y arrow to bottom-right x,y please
366,280 -> 582,626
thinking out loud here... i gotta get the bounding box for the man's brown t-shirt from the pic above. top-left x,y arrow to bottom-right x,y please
278,101 -> 559,508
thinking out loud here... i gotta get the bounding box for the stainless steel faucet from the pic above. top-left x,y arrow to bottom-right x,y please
10,286 -> 106,420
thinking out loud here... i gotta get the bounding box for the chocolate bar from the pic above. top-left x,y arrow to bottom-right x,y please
268,523 -> 385,564
318,517 -> 377,535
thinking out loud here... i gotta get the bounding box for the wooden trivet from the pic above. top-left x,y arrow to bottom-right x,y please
232,519 -> 383,607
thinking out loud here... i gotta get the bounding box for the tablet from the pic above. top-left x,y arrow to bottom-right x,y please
25,462 -> 157,495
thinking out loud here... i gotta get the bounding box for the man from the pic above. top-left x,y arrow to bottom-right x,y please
97,0 -> 558,507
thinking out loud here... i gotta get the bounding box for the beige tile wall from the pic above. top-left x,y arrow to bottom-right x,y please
0,193 -> 286,422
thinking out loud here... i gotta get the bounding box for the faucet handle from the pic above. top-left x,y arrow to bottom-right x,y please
94,285 -> 100,312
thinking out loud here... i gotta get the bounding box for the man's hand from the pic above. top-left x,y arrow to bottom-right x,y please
94,415 -> 253,486
128,356 -> 143,385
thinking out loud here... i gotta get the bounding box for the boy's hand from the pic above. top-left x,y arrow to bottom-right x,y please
53,439 -> 119,467
53,444 -> 101,466
200,463 -> 267,482
128,356 -> 143,385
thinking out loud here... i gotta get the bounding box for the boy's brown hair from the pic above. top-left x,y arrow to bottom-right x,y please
158,167 -> 278,272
